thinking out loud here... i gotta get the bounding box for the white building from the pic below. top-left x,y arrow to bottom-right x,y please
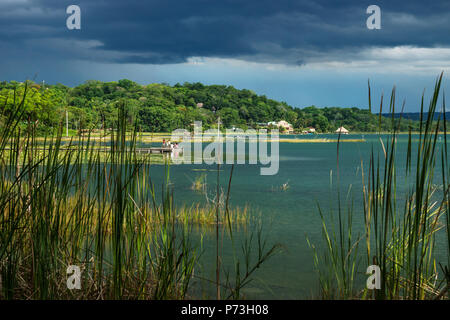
335,126 -> 349,134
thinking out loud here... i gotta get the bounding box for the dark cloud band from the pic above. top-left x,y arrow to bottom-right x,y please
1,0 -> 450,65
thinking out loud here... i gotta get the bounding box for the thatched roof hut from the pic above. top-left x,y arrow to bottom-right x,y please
335,126 -> 349,134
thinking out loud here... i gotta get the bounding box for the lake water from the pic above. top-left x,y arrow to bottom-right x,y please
143,133 -> 448,299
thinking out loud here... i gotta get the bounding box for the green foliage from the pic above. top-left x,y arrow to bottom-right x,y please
294,105 -> 429,132
0,81 -> 66,133
0,80 -> 304,133
1,80 -> 441,134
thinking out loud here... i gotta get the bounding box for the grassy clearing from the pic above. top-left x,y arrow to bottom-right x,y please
278,138 -> 365,143
36,133 -> 367,144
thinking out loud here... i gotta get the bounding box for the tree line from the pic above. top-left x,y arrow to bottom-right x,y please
0,79 -> 439,134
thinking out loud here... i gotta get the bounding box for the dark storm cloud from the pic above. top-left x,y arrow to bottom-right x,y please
1,0 -> 450,65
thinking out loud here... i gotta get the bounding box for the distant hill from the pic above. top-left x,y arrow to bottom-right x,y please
382,112 -> 450,121
1,79 -> 447,133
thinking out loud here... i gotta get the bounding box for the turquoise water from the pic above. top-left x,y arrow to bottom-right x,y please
144,134 -> 448,299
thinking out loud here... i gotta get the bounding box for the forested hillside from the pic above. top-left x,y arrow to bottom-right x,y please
0,79 -> 436,133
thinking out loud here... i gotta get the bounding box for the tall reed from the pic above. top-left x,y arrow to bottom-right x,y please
0,93 -> 199,299
0,87 -> 277,300
309,74 -> 449,300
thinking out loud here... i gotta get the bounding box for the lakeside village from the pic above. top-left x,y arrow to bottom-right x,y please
159,119 -> 350,156
157,118 -> 350,173
254,120 -> 349,135
161,121 -> 280,175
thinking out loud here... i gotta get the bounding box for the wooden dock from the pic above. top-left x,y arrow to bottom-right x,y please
136,147 -> 173,154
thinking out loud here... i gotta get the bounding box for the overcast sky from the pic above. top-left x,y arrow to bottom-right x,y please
1,0 -> 450,111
